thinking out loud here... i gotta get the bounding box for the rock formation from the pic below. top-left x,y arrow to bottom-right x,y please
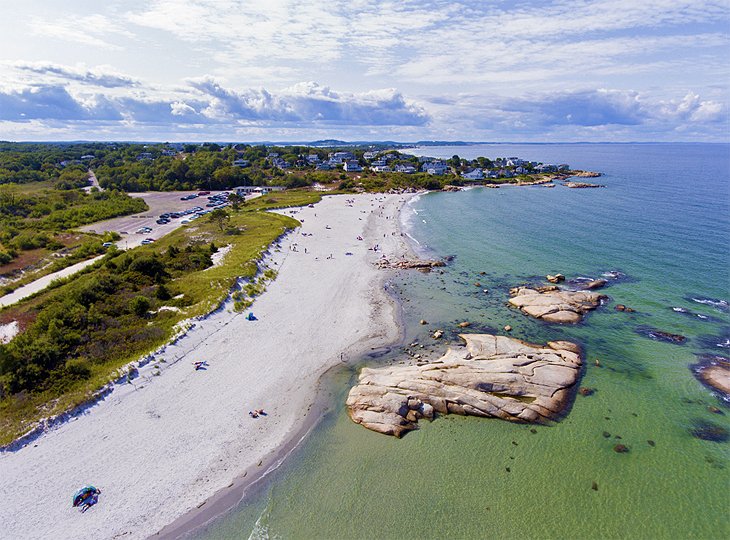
375,258 -> 446,271
570,170 -> 602,177
691,354 -> 730,401
546,273 -> 565,283
564,181 -> 605,188
346,334 -> 583,437
508,286 -> 605,323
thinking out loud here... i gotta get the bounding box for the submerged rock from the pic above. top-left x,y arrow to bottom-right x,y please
635,326 -> 687,344
508,286 -> 606,324
690,420 -> 729,442
346,334 -> 583,437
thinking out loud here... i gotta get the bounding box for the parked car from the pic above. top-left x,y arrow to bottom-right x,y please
156,218 -> 170,224
198,191 -> 210,196
102,242 -> 114,248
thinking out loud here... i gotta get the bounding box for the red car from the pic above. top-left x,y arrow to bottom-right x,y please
198,191 -> 210,196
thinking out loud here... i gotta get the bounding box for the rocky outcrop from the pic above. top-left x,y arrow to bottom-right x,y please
546,273 -> 565,283
582,278 -> 607,290
442,185 -> 462,192
691,355 -> 730,401
509,286 -> 605,323
375,258 -> 446,271
570,170 -> 602,178
564,181 -> 605,188
346,334 -> 583,437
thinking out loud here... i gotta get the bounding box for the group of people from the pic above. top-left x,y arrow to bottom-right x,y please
249,408 -> 266,418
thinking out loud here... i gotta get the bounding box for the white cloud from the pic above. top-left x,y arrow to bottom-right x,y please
14,62 -> 139,88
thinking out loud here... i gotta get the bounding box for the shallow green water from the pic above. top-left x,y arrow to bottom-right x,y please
199,144 -> 729,539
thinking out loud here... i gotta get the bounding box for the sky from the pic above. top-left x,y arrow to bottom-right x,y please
0,0 -> 728,142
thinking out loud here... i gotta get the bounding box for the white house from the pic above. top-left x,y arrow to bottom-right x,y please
395,164 -> 417,174
462,168 -> 484,180
344,160 -> 363,172
233,159 -> 249,167
371,165 -> 392,172
422,161 -> 448,175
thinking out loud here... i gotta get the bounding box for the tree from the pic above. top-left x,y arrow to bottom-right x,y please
208,208 -> 230,231
228,193 -> 245,211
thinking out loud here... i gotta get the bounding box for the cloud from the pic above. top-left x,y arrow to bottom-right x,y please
15,63 -> 140,88
507,90 -> 646,126
0,85 -> 120,121
0,80 -> 429,127
188,79 -> 429,125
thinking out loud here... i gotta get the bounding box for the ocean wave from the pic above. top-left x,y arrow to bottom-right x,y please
690,296 -> 729,312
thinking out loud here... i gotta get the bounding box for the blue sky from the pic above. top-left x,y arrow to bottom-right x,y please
0,0 -> 728,142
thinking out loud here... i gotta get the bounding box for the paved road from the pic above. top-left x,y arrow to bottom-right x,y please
0,255 -> 104,308
82,170 -> 103,193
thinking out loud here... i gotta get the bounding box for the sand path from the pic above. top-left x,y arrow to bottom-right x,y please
0,193 -> 410,539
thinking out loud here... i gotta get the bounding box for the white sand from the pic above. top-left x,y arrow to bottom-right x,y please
0,193 -> 411,539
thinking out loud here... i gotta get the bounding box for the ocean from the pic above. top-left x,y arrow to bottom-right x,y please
198,143 -> 730,539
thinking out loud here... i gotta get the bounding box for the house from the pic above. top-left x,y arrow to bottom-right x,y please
233,159 -> 249,167
507,157 -> 525,167
307,154 -> 321,163
267,152 -> 279,158
161,150 -> 177,157
136,152 -> 154,161
80,155 -> 95,160
363,151 -> 378,160
316,162 -> 332,170
272,158 -> 290,169
462,168 -> 484,180
371,165 -> 392,172
344,160 -> 363,172
557,164 -> 570,171
370,159 -> 388,168
395,164 -> 417,174
235,185 -> 285,196
515,166 -> 527,174
422,161 -> 448,175
329,151 -> 354,163
536,164 -> 557,173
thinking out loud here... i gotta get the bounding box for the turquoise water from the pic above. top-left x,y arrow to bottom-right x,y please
199,144 -> 730,539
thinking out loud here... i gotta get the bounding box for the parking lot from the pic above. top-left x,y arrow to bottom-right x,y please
79,191 -> 232,249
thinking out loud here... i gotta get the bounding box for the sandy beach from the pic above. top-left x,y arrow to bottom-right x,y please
0,193 -> 411,539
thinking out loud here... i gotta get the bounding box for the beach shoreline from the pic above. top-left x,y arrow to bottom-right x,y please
0,193 -> 414,540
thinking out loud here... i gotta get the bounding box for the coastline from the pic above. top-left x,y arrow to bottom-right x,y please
0,193 -> 413,540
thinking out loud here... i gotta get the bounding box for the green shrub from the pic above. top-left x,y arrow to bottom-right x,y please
130,296 -> 151,317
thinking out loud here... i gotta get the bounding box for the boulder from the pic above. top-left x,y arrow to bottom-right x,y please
457,321 -> 471,328
546,274 -> 565,283
691,355 -> 730,399
346,334 -> 583,437
509,286 -> 605,324
582,279 -> 607,290
432,330 -> 444,339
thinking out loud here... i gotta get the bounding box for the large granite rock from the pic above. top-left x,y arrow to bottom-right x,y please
508,286 -> 605,323
691,355 -> 730,401
346,334 -> 582,437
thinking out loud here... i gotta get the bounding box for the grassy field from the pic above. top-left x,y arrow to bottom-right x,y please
0,190 -> 321,446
